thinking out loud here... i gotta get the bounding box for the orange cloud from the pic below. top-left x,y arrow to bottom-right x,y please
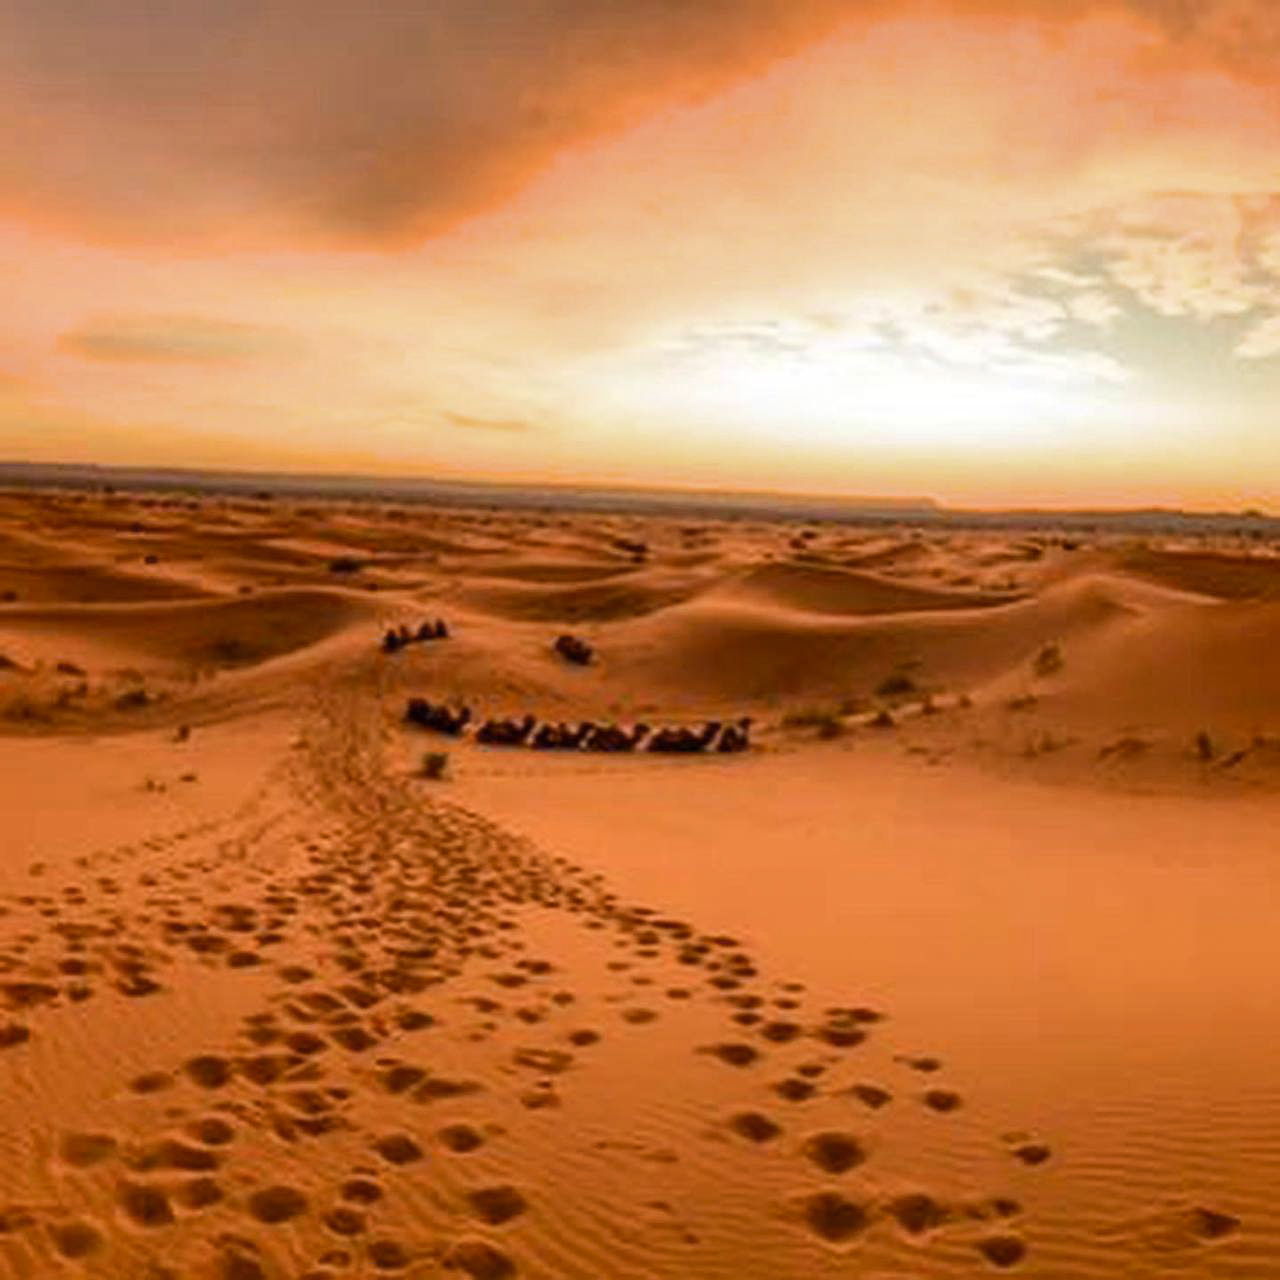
58,315 -> 296,364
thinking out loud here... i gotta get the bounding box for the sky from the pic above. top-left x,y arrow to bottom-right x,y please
4,0 -> 1280,509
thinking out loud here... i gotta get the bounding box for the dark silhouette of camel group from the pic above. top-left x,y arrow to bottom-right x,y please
382,619 -> 450,654
404,698 -> 751,754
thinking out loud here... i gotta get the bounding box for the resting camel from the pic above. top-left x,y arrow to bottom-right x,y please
585,723 -> 650,753
715,717 -> 754,753
647,721 -> 722,754
531,720 -> 597,750
385,618 -> 451,652
475,714 -> 537,746
404,698 -> 471,735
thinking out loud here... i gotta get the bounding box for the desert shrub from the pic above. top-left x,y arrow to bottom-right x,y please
328,556 -> 362,574
1032,642 -> 1064,678
421,751 -> 450,780
875,672 -> 917,698
1194,730 -> 1214,762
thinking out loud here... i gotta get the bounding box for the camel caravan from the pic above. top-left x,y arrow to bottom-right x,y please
381,619 -> 450,654
403,698 -> 752,755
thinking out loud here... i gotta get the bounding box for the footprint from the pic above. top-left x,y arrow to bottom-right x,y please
795,1191 -> 868,1244
49,1218 -> 104,1260
187,1116 -> 236,1146
372,1134 -> 424,1165
366,1237 -> 411,1270
118,1182 -> 175,1228
442,1237 -> 515,1279
801,1132 -> 866,1175
773,1077 -> 817,1102
703,1042 -> 759,1067
247,1184 -> 309,1224
0,1023 -> 30,1049
467,1185 -> 527,1226
438,1124 -> 485,1154
59,1132 -> 118,1168
323,1206 -> 367,1236
976,1234 -> 1027,1268
340,1177 -> 385,1204
729,1112 -> 782,1144
884,1192 -> 950,1236
177,1176 -> 224,1210
849,1083 -> 892,1110
922,1089 -> 963,1114
184,1055 -> 234,1089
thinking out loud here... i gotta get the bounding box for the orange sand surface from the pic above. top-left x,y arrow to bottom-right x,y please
1,484 -> 1278,1278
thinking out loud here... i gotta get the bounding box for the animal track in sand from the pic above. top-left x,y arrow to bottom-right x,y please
183,1054 -> 234,1088
922,1088 -> 963,1113
703,1041 -> 759,1067
49,1217 -> 104,1260
186,1115 -> 236,1146
372,1133 -> 424,1165
729,1111 -> 782,1143
366,1237 -> 411,1270
340,1176 -> 385,1204
443,1237 -> 516,1279
849,1082 -> 892,1109
801,1132 -> 867,1174
246,1183 -> 309,1224
976,1233 -> 1027,1268
884,1191 -> 951,1236
438,1123 -> 485,1154
0,1022 -> 30,1048
323,1205 -> 368,1236
467,1185 -> 528,1226
795,1190 -> 869,1244
118,1182 -> 175,1228
59,1131 -> 118,1168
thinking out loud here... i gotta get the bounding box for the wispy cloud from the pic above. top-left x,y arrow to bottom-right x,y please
58,315 -> 296,364
441,410 -> 530,433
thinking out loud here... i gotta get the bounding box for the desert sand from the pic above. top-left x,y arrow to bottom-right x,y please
1,482 -> 1278,1278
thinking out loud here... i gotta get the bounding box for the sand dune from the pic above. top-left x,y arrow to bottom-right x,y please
0,486 -> 1277,1279
712,559 -> 1017,616
0,586 -> 377,675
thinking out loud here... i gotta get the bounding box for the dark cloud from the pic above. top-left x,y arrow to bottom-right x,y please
0,0 -> 859,247
58,315 -> 295,363
0,1 -> 1273,249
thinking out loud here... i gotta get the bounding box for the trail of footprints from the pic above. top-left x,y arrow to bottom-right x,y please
0,677 -> 1057,1277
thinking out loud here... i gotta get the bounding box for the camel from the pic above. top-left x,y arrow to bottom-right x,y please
475,714 -> 537,746
585,722 -> 650,752
531,721 -> 569,750
715,717 -> 754,753
647,721 -> 722,754
404,699 -> 471,735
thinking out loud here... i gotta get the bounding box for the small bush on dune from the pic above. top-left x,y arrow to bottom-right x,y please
420,752 -> 450,781
875,673 -> 917,698
1032,642 -> 1064,678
